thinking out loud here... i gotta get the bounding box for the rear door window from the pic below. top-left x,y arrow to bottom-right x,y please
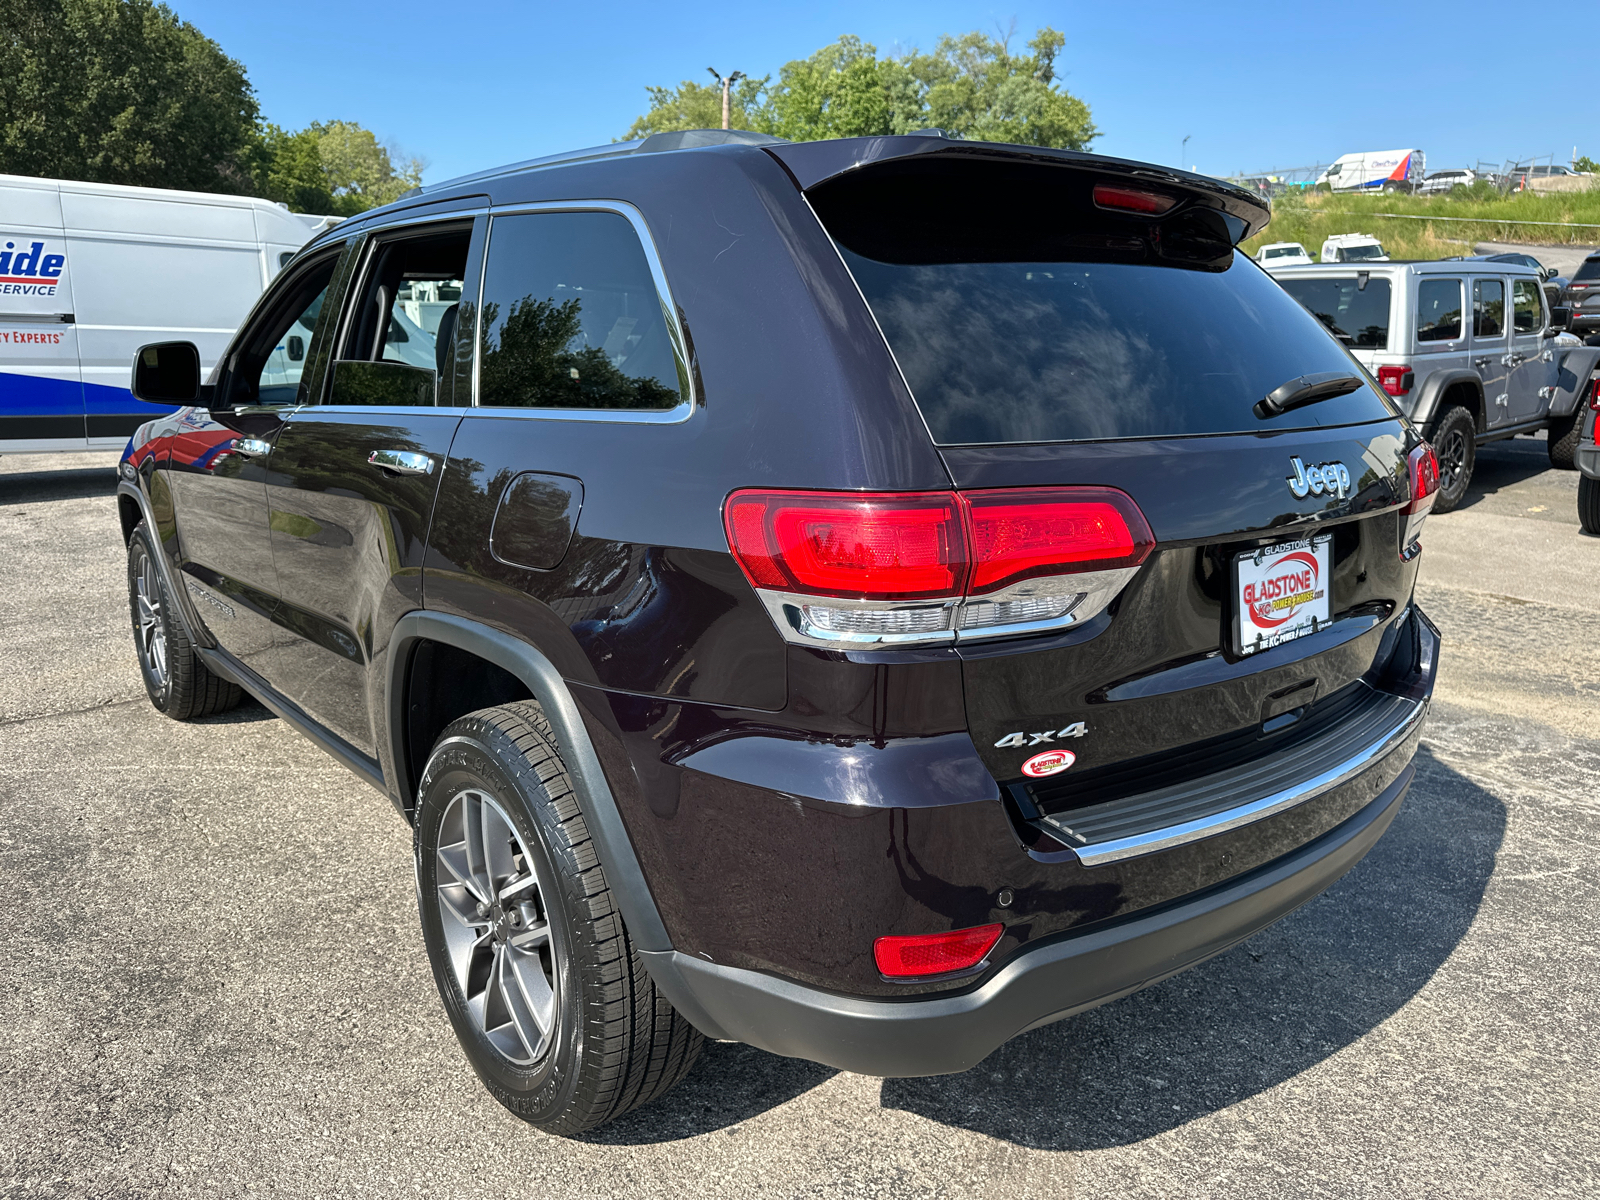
1415,278 -> 1463,342
476,211 -> 686,411
1474,279 -> 1505,338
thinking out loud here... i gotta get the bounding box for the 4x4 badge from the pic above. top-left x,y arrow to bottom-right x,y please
995,722 -> 1087,749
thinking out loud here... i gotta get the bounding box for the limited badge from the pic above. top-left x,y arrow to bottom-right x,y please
1021,749 -> 1076,778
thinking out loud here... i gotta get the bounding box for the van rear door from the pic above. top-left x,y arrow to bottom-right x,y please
0,176 -> 85,450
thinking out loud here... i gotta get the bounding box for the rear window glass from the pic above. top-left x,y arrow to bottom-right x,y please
814,161 -> 1393,445
1415,278 -> 1462,342
1277,277 -> 1392,349
1574,258 -> 1600,282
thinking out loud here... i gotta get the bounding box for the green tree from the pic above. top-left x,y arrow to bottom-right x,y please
622,27 -> 1097,151
0,0 -> 259,190
1576,155 -> 1599,174
312,120 -> 423,213
479,298 -> 678,410
624,75 -> 768,139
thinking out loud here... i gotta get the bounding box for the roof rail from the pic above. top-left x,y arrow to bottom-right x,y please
636,129 -> 789,153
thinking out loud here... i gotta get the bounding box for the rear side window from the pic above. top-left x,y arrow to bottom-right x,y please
812,160 -> 1393,445
477,211 -> 685,411
1512,279 -> 1542,333
1573,258 -> 1600,283
1277,277 -> 1391,350
1474,279 -> 1505,337
1416,278 -> 1463,342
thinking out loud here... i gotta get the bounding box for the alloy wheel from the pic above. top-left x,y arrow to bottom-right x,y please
434,788 -> 558,1066
1436,428 -> 1468,494
135,553 -> 168,687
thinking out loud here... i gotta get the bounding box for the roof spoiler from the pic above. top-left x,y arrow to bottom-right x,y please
765,135 -> 1272,244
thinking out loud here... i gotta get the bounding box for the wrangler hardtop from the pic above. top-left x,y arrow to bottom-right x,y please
117,129 -> 1441,1135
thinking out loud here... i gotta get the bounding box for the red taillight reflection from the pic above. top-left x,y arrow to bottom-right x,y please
1092,184 -> 1178,215
723,487 -> 1155,601
965,488 -> 1154,594
1402,442 -> 1440,558
874,923 -> 1004,978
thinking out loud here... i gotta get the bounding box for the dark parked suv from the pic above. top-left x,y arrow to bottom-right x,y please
116,130 -> 1442,1134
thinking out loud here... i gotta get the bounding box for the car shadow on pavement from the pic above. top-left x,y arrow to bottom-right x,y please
576,1038 -> 839,1144
0,465 -> 119,505
1447,436 -> 1551,513
878,745 -> 1503,1150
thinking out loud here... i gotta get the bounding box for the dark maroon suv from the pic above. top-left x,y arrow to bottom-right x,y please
116,129 -> 1441,1134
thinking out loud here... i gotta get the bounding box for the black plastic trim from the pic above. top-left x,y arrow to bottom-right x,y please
641,764 -> 1413,1075
387,610 -> 673,954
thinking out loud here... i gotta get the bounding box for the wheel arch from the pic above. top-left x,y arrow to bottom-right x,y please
1412,371 -> 1484,434
387,610 -> 673,954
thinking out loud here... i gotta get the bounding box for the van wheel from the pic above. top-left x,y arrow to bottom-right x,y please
1427,406 -> 1476,513
1580,475 -> 1600,535
414,702 -> 703,1136
126,523 -> 242,719
1546,412 -> 1580,469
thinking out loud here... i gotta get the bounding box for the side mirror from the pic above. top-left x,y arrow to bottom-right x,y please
1549,305 -> 1571,332
131,341 -> 202,404
1540,266 -> 1556,281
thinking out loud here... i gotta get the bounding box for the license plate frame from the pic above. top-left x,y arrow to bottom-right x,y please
1232,534 -> 1332,657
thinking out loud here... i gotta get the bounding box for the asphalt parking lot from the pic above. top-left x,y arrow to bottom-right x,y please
2,436 -> 1597,1199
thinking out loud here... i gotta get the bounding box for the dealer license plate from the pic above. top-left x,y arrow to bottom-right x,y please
1234,535 -> 1332,656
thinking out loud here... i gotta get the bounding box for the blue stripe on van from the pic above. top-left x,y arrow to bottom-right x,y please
1,369 -> 176,420
0,369 -> 83,417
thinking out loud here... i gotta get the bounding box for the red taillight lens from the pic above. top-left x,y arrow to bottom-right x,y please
1377,365 -> 1414,396
964,488 -> 1155,594
874,923 -> 1004,979
723,490 -> 965,600
1401,442 -> 1440,558
1092,184 -> 1177,215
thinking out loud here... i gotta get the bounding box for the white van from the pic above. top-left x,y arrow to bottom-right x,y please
1320,233 -> 1389,263
1317,149 -> 1426,194
0,174 -> 337,454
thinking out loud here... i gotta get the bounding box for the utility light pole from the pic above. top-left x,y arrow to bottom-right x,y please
707,68 -> 745,130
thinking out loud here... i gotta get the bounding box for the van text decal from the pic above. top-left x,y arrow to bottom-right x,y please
0,330 -> 65,344
0,239 -> 66,295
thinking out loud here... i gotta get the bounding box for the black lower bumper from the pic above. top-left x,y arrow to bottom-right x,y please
642,763 -> 1413,1077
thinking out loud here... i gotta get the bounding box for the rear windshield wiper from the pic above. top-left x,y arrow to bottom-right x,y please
1255,371 -> 1366,419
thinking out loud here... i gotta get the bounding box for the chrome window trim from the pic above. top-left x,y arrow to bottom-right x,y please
471,200 -> 696,425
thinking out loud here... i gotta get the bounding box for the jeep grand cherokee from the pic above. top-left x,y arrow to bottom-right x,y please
116,129 -> 1441,1134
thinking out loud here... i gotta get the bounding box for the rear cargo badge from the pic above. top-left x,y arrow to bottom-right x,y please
995,722 -> 1087,749
1022,749 -> 1076,778
1286,456 -> 1351,500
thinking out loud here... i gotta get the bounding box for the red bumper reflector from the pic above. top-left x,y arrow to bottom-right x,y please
874,923 -> 1004,978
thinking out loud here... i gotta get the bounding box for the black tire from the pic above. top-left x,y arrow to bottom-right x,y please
414,702 -> 702,1136
1546,412 -> 1581,470
1580,474 -> 1600,535
126,522 -> 242,719
1427,405 -> 1477,513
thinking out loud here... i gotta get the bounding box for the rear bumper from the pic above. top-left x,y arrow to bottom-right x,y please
642,761 -> 1413,1077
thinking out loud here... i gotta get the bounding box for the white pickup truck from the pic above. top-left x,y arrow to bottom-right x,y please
1268,259 -> 1600,509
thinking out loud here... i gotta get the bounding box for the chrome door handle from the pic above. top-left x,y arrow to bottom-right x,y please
1473,357 -> 1493,369
1501,353 -> 1520,366
232,438 -> 272,457
367,449 -> 434,476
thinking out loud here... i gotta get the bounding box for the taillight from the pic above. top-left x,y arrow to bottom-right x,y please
1377,365 -> 1414,396
1401,442 -> 1440,558
874,923 -> 1004,980
723,487 -> 1155,647
1092,184 -> 1178,215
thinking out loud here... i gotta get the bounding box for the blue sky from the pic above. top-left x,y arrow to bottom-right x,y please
176,1 -> 1597,185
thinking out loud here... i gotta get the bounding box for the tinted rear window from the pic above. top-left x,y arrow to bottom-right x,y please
1277,277 -> 1391,349
813,161 -> 1392,445
1574,258 -> 1600,282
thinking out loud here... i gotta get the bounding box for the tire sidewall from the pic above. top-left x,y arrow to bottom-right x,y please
126,526 -> 174,712
413,724 -> 587,1124
1429,407 -> 1476,513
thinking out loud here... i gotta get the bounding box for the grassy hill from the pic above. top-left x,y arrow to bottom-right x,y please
1242,185 -> 1600,261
